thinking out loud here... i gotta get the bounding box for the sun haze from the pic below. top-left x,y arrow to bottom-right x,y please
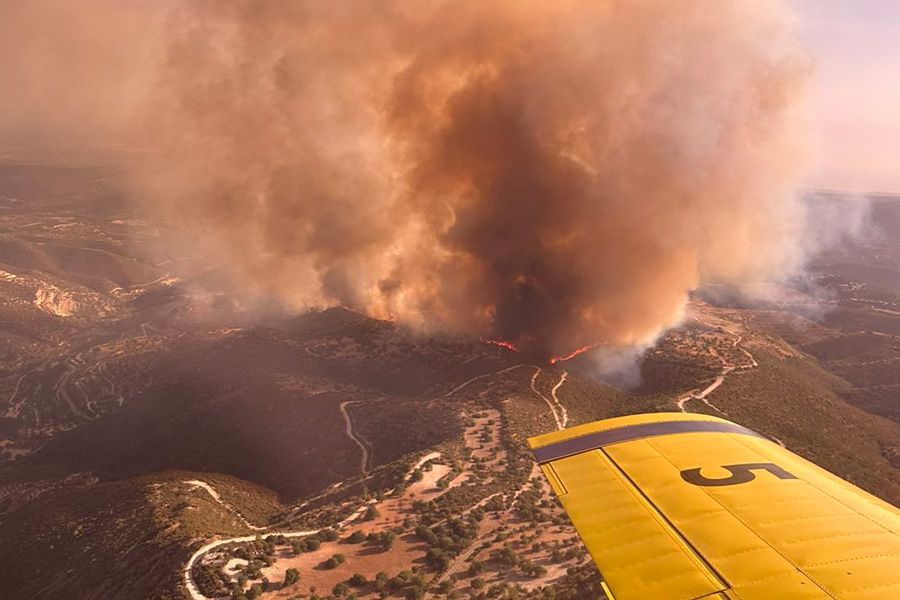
793,0 -> 900,192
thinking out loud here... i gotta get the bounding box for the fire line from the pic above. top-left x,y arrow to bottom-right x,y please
549,344 -> 597,365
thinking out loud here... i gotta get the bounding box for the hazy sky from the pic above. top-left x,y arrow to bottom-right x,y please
0,1 -> 894,193
793,0 -> 900,191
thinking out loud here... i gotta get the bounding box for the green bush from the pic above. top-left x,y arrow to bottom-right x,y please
333,582 -> 349,596
346,530 -> 366,544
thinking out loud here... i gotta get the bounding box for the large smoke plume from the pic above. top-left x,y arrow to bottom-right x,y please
3,1 -> 811,358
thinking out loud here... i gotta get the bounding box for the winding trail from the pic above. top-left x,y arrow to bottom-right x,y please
8,349 -> 122,422
405,451 -> 442,481
54,359 -> 91,420
530,367 -> 567,431
444,364 -> 531,398
184,480 -> 265,531
677,332 -> 758,414
339,401 -> 371,476
430,535 -> 489,591
3,370 -> 33,418
183,502 -> 372,600
550,372 -> 570,429
185,362 -> 575,600
423,463 -> 542,600
677,374 -> 729,414
445,363 -> 570,432
183,448 -> 445,600
675,388 -> 700,412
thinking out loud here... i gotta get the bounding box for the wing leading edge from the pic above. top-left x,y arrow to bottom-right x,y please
528,412 -> 900,600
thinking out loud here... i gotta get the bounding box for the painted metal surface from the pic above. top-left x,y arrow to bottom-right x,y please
529,412 -> 900,599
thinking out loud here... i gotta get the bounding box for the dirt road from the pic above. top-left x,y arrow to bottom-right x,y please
677,332 -> 758,414
340,400 -> 371,476
184,480 -> 266,531
550,371 -> 570,429
530,367 -> 567,431
444,363 -> 531,397
184,502 -> 371,600
183,449 -> 444,600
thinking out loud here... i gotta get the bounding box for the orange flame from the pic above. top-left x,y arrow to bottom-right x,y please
481,338 -> 520,353
549,343 -> 597,364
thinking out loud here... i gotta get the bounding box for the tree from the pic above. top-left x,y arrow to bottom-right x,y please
333,582 -> 350,596
349,573 -> 367,587
374,571 -> 389,590
386,577 -> 404,593
363,505 -> 380,521
380,531 -> 395,550
425,548 -> 450,570
346,530 -> 366,544
322,553 -> 346,569
405,586 -> 424,600
283,568 -> 300,587
468,560 -> 485,576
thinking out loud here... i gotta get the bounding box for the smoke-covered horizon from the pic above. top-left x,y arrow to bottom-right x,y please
3,0 -> 822,358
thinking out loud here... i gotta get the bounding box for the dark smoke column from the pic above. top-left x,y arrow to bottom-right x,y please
132,0 -> 808,358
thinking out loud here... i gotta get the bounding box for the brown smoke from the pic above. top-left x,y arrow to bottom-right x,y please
0,0 -> 164,149
3,1 -> 809,358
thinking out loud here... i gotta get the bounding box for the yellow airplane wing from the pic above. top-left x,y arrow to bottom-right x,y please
529,412 -> 900,600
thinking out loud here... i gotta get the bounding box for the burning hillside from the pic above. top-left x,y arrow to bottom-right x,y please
1,0 -> 810,358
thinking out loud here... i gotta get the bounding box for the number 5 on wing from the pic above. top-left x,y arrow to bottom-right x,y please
681,462 -> 797,487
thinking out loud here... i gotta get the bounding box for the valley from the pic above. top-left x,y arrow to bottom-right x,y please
1,164 -> 899,599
